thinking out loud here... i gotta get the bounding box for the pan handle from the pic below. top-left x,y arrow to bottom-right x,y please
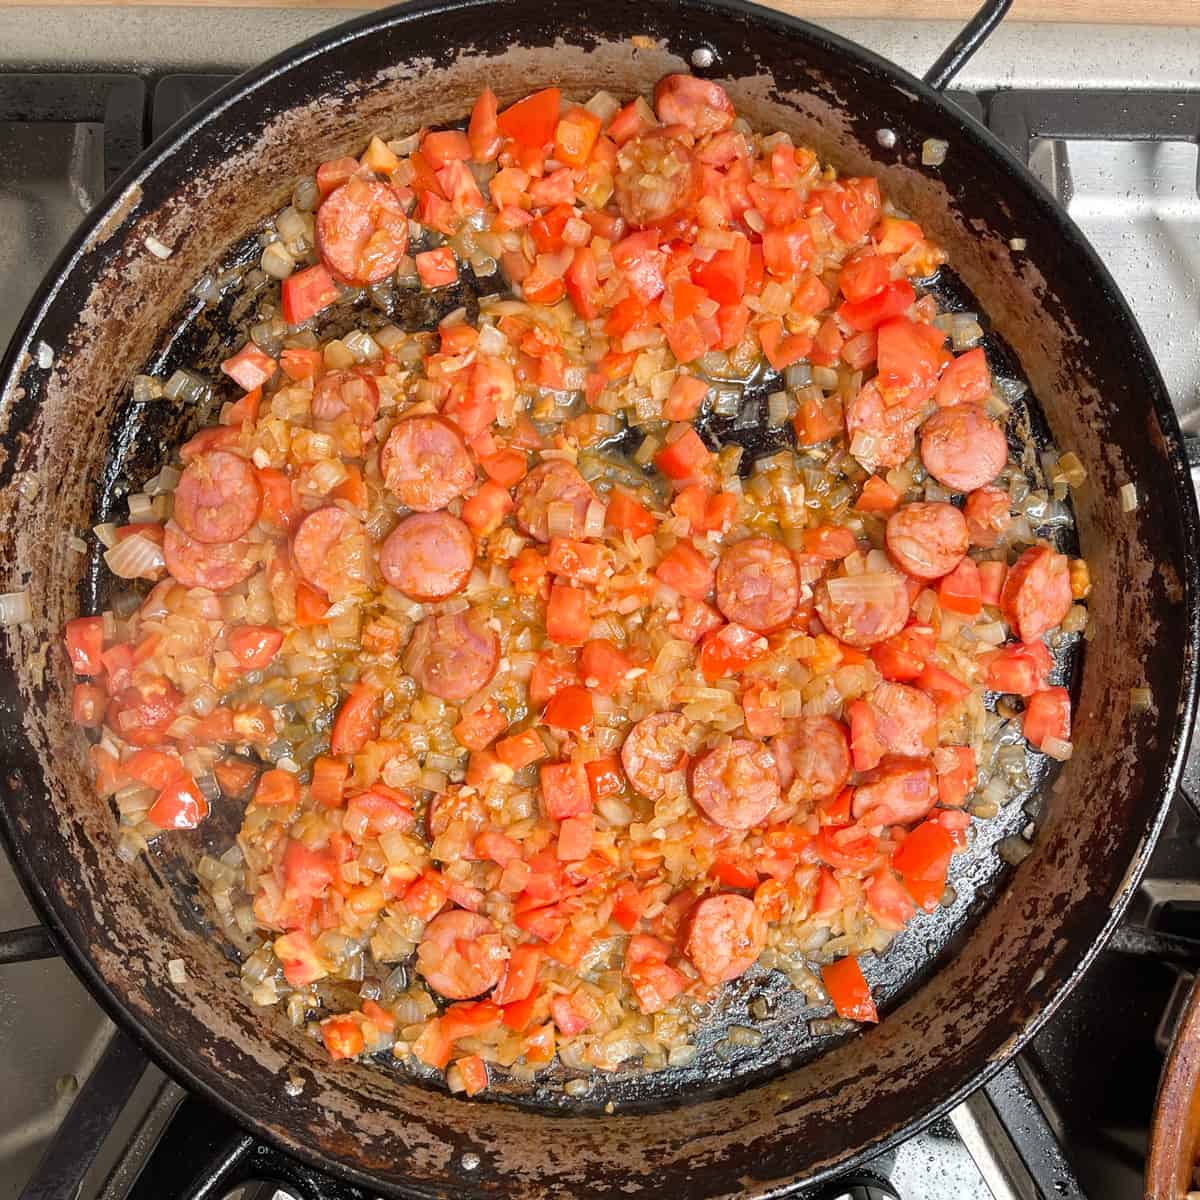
923,0 -> 1014,92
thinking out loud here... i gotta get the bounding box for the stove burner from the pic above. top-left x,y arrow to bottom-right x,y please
223,1184 -> 303,1200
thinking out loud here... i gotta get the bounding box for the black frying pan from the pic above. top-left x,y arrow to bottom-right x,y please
0,0 -> 1196,1195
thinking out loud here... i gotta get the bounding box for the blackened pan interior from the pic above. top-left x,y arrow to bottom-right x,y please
0,0 -> 1195,1195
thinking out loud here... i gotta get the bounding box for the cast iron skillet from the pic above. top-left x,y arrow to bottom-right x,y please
0,0 -> 1197,1195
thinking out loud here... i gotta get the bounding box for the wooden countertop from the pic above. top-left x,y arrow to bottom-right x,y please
1,0 -> 1192,20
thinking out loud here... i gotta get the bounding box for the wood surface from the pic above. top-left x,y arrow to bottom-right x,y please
0,0 -> 1193,21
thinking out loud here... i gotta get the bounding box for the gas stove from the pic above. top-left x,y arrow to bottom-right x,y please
1,11 -> 1199,1200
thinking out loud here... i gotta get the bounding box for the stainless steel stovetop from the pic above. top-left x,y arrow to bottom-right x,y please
1,10 -> 1199,1200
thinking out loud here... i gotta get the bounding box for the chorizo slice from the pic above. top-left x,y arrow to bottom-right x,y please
715,537 -> 799,632
614,132 -> 699,229
316,176 -> 410,287
772,715 -> 851,803
1001,545 -> 1073,643
416,909 -> 506,1000
813,571 -> 910,648
514,460 -> 596,543
173,450 -> 262,545
851,757 -> 937,826
379,511 -> 475,601
621,712 -> 690,800
885,501 -> 968,580
920,404 -> 1007,493
653,74 -> 736,138
866,682 -> 937,759
682,893 -> 765,985
405,608 -> 499,702
163,522 -> 256,592
380,415 -> 475,512
845,381 -> 924,470
292,506 -> 372,599
690,739 -> 781,830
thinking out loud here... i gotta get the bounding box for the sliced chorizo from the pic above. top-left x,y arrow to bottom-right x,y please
416,909 -> 506,999
813,571 -> 910,648
772,715 -> 851,803
380,415 -> 475,512
964,486 -> 1011,549
514,460 -> 596,543
845,381 -> 924,470
621,712 -> 690,800
653,74 -> 736,138
682,893 -> 765,985
316,176 -> 410,287
690,739 -> 781,830
405,608 -> 499,702
715,537 -> 799,632
885,501 -> 968,580
173,450 -> 262,544
292,506 -> 372,599
1001,545 -> 1073,643
920,404 -> 1007,493
379,512 -> 475,602
311,369 -> 380,428
614,132 -> 699,229
866,682 -> 937,758
851,757 -> 937,826
163,522 -> 257,592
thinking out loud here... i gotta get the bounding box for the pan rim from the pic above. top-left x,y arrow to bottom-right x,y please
1,0 -> 1197,1194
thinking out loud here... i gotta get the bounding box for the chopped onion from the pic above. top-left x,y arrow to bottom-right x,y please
922,138 -> 949,167
1119,482 -> 1139,512
144,234 -> 173,259
0,590 -> 31,626
104,532 -> 165,580
167,958 -> 188,984
1041,736 -> 1073,762
826,572 -> 901,604
1130,686 -> 1153,713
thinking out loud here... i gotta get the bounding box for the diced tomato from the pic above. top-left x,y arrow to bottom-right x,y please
281,264 -> 339,325
584,756 -> 624,803
741,681 -> 782,737
668,596 -> 724,644
655,541 -> 715,600
123,748 -> 183,791
607,98 -> 655,144
579,639 -> 632,694
529,651 -> 578,705
254,767 -> 300,808
1023,687 -> 1071,751
934,745 -> 977,808
938,556 -> 982,616
875,316 -> 947,409
699,622 -> 767,681
227,624 -> 284,671
468,87 -> 502,162
495,728 -> 547,770
545,922 -> 592,967
499,991 -> 540,1032
316,156 -> 360,197
761,222 -> 814,278
147,774 -> 208,831
841,330 -> 878,371
838,279 -> 916,332
816,824 -> 880,871
979,560 -> 1007,607
554,106 -> 602,166
65,616 -> 104,676
492,943 -> 542,1006
984,640 -> 1053,696
936,346 -> 991,408
416,247 -> 458,287
321,1015 -> 365,1061
453,1053 -> 489,1096
330,681 -> 381,755
793,390 -> 843,445
422,129 -> 471,167
547,538 -> 606,586
509,547 -> 549,598
815,178 -> 882,245
624,934 -> 687,1014
564,245 -> 602,319
847,699 -> 885,772
857,475 -> 899,513
821,954 -> 878,1022
874,216 -> 923,256
691,236 -> 750,305
294,582 -> 330,627
893,819 -> 955,912
540,761 -> 591,819
497,87 -> 561,148
543,684 -> 594,732
310,755 -> 349,808
461,480 -> 514,536
917,664 -> 971,715
758,317 -> 811,370
839,252 -> 892,303
221,341 -> 276,393
523,1022 -> 556,1065
480,447 -> 527,487
606,487 -> 657,537
870,625 -> 936,681
453,699 -> 508,751
711,857 -> 760,889
557,815 -> 593,862
546,583 -> 591,645
803,524 -> 858,560
663,374 -> 708,422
